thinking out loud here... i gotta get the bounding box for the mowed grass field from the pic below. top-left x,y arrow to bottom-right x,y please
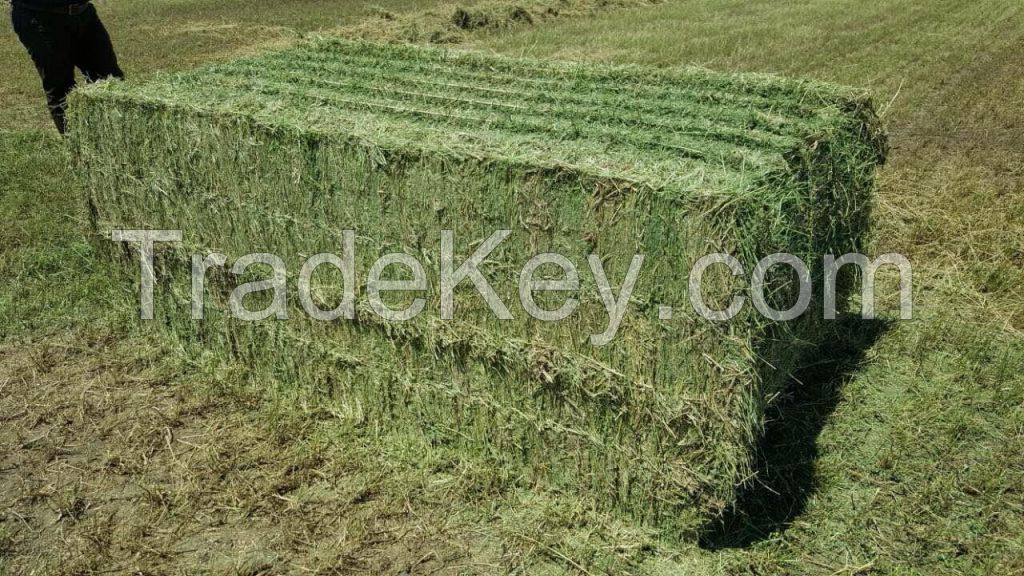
1,0 -> 1022,574
0,0 -> 454,129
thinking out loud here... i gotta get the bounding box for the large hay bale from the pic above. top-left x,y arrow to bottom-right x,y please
68,38 -> 885,535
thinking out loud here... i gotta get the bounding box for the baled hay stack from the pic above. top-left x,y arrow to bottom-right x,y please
69,38 -> 885,536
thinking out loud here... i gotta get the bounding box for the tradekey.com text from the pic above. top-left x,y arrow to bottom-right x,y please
113,229 -> 913,346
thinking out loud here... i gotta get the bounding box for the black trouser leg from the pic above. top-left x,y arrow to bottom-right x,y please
74,5 -> 124,84
11,6 -> 75,132
11,5 -> 123,133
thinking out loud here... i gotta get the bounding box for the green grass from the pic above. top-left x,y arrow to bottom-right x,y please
1,0 -> 664,129
0,0 -> 453,129
1,0 -> 1022,573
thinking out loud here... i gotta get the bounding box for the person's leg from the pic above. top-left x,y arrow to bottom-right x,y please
10,7 -> 76,133
73,5 -> 124,83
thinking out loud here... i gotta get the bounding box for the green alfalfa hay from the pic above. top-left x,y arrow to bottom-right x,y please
144,268 -> 746,533
67,38 -> 885,535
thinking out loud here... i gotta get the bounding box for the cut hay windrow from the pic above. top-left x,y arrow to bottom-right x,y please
68,37 -> 885,536
340,0 -> 668,45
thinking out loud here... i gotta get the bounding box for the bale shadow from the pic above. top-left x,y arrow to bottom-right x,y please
699,314 -> 890,549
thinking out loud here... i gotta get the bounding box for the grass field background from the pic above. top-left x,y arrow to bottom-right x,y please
0,0 -> 457,129
1,0 -> 1022,574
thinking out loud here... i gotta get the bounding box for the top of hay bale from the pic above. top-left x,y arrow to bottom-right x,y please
75,37 -> 882,200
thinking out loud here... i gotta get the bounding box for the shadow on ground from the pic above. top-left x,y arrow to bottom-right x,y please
699,314 -> 890,549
